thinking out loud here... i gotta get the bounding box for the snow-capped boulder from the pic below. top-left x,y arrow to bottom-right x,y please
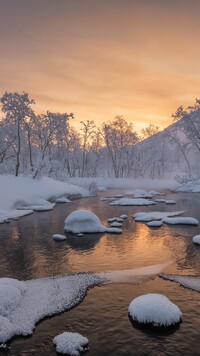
64,210 -> 122,234
120,214 -> 127,219
147,221 -> 163,227
52,234 -> 67,241
53,332 -> 89,355
193,235 -> 200,245
128,293 -> 182,327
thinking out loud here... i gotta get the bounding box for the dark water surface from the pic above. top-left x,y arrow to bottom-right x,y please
0,191 -> 200,355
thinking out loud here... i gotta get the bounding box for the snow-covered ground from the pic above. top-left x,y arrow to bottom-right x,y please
67,177 -> 180,191
68,177 -> 200,194
0,175 -> 89,223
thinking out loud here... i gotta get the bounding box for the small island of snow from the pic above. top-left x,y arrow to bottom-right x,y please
53,332 -> 89,355
128,293 -> 182,327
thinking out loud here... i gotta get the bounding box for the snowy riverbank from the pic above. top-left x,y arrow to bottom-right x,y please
0,175 -> 90,223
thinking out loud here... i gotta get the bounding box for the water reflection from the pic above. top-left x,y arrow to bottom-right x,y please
67,233 -> 102,252
128,315 -> 181,337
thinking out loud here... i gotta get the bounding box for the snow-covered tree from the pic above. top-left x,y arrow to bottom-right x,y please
102,116 -> 138,177
0,92 -> 35,176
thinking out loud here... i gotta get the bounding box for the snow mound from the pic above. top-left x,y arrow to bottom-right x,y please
160,273 -> 200,293
193,235 -> 200,244
128,294 -> 182,327
64,210 -> 122,234
133,210 -> 185,222
110,198 -> 156,206
53,332 -> 88,355
52,234 -> 67,241
147,221 -> 163,227
163,217 -> 199,225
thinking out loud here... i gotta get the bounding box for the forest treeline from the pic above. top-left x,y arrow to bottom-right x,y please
0,91 -> 200,181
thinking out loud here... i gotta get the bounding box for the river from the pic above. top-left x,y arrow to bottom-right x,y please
0,190 -> 200,355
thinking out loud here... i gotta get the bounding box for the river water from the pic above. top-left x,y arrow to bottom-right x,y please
0,190 -> 200,355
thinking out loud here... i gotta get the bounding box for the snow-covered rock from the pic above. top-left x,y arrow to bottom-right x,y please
193,235 -> 200,244
128,294 -> 182,327
107,217 -> 118,222
110,221 -> 123,227
154,199 -> 166,203
165,200 -> 176,205
163,217 -> 199,225
64,210 -> 122,234
52,234 -> 67,241
133,210 -> 185,222
53,332 -> 89,355
147,221 -> 163,227
110,198 -> 156,206
120,214 -> 127,219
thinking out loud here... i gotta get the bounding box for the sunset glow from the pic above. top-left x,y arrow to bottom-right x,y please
1,0 -> 200,131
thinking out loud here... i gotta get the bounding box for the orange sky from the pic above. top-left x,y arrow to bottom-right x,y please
0,0 -> 200,132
